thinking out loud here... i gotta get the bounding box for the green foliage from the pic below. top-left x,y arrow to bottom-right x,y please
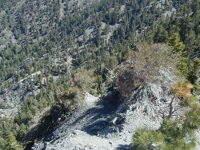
178,58 -> 200,88
183,104 -> 200,130
5,133 -> 22,150
168,33 -> 185,54
0,137 -> 6,149
181,95 -> 198,107
132,128 -> 165,150
167,33 -> 200,88
154,26 -> 169,43
161,119 -> 196,150
194,58 -> 200,68
176,57 -> 189,77
133,88 -> 199,150
0,0 -> 200,149
133,118 -> 196,150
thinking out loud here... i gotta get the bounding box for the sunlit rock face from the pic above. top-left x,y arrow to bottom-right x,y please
32,67 -> 181,150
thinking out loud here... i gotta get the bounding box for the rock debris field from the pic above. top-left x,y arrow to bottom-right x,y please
32,85 -> 165,150
32,69 -> 200,150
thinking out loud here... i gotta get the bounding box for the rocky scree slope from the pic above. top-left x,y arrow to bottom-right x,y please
32,68 -> 181,150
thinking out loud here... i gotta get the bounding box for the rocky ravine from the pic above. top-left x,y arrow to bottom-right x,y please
32,68 -> 187,150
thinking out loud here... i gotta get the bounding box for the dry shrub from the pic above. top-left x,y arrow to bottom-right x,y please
57,68 -> 98,106
171,81 -> 193,98
73,68 -> 96,90
123,43 -> 177,75
113,66 -> 146,97
58,86 -> 80,104
57,86 -> 81,111
114,43 -> 177,96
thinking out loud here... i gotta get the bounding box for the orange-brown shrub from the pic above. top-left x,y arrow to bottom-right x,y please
171,81 -> 193,98
113,43 -> 178,96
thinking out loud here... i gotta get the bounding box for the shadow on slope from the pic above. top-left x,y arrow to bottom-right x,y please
116,144 -> 132,150
24,104 -> 75,150
68,89 -> 126,136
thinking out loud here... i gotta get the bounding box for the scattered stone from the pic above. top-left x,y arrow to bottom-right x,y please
31,68 -> 189,150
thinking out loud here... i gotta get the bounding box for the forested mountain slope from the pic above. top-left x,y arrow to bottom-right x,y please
0,0 -> 178,95
0,0 -> 200,149
0,0 -> 178,114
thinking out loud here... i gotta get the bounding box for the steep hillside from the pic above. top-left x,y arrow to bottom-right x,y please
0,0 -> 178,110
31,44 -> 177,149
31,44 -> 199,150
0,0 -> 200,149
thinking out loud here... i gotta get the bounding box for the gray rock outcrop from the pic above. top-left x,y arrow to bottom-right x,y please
32,68 -> 181,150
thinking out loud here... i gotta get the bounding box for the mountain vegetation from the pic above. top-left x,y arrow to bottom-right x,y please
0,0 -> 200,149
